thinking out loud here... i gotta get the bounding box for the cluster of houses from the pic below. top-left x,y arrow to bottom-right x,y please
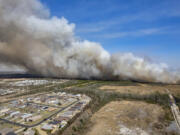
0,106 -> 42,123
9,80 -> 50,86
9,79 -> 69,87
35,94 -> 91,134
0,88 -> 21,96
0,92 -> 91,135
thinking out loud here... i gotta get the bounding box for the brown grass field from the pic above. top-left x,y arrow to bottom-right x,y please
99,83 -> 180,96
85,101 -> 179,135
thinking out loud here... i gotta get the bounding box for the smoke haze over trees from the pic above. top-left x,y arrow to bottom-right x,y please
0,0 -> 179,83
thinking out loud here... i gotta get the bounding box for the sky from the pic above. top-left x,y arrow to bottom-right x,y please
40,0 -> 180,68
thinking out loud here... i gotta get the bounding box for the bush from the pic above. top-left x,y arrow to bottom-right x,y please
72,126 -> 77,132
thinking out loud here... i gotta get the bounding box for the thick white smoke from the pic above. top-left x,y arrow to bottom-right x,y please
0,0 -> 179,83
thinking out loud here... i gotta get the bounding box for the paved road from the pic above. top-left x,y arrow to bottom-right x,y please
0,100 -> 79,128
27,102 -> 60,108
166,89 -> 180,131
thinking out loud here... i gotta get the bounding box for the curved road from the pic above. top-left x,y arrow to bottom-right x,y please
0,100 -> 78,128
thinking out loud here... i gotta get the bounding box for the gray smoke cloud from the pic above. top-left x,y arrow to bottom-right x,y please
0,0 -> 179,83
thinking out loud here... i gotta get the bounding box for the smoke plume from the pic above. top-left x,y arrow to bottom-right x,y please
0,0 -> 179,83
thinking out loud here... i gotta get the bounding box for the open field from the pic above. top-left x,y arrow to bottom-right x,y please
98,83 -> 180,108
61,80 -> 180,97
85,101 -> 179,135
99,84 -> 166,95
99,83 -> 180,96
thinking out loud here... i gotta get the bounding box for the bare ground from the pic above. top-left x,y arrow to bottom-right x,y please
85,101 -> 179,135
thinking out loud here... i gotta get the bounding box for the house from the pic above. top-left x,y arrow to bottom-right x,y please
10,101 -> 19,107
42,106 -> 49,110
21,113 -> 32,120
55,116 -> 69,122
5,110 -> 13,115
41,124 -> 53,131
60,120 -> 67,128
47,107 -> 56,112
76,94 -> 81,98
19,105 -> 26,109
49,120 -> 60,125
0,108 -> 10,115
10,111 -> 20,117
27,115 -> 42,122
47,98 -> 60,105
27,98 -> 33,102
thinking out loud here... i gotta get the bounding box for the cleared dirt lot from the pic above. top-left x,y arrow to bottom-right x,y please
85,101 -> 179,135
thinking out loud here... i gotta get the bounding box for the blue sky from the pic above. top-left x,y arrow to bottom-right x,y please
40,0 -> 180,68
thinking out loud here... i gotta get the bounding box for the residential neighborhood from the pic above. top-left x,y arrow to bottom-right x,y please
0,91 -> 91,135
